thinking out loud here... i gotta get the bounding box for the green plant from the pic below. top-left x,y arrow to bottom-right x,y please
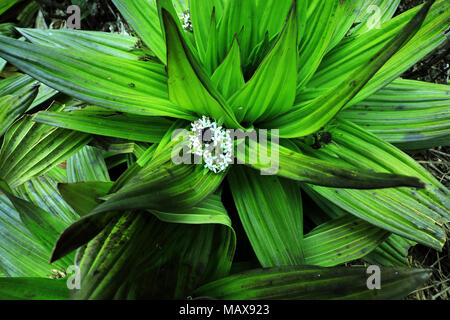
0,0 -> 448,299
0,0 -> 27,17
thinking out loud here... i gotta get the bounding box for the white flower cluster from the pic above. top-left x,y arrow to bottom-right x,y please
181,10 -> 193,32
188,116 -> 233,173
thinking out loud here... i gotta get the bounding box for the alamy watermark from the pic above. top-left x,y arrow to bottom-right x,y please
66,265 -> 81,290
347,2 -> 383,31
66,5 -> 81,29
366,265 -> 381,290
365,5 -> 382,30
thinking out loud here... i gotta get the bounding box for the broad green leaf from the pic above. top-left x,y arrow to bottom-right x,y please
305,184 -> 415,267
194,265 -> 431,300
0,0 -> 24,16
34,106 -> 172,144
203,8 -> 219,75
156,0 -> 186,43
90,161 -> 225,215
45,166 -> 68,184
340,79 -> 450,150
301,185 -> 347,225
88,130 -> 224,215
133,142 -> 153,159
303,215 -> 389,267
90,137 -> 136,155
0,84 -> 38,137
350,0 -> 401,36
0,73 -> 57,111
0,185 -> 74,268
228,166 -> 304,267
14,176 -> 78,225
239,139 -> 424,189
18,28 -> 146,60
266,1 -> 438,138
51,150 -> 113,263
16,1 -> 38,27
325,0 -> 364,52
72,211 -> 234,299
58,181 -> 115,217
104,153 -> 132,171
304,1 -> 449,107
108,143 -> 159,194
150,194 -> 233,227
0,278 -> 69,300
107,123 -> 181,194
216,0 -> 254,67
254,0 -> 293,41
364,234 -> 415,267
302,182 -> 414,267
0,194 -> 56,277
190,0 -> 224,64
67,146 -> 110,183
228,5 -> 297,123
52,192 -> 234,264
349,1 -> 448,106
211,38 -> 245,99
51,182 -> 117,263
0,35 -> 194,120
296,0 -> 337,88
245,31 -> 276,77
298,119 -> 449,250
0,109 -> 91,188
162,8 -> 241,128
112,0 -> 166,63
155,0 -> 200,62
0,23 -> 16,37
172,0 -> 190,14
